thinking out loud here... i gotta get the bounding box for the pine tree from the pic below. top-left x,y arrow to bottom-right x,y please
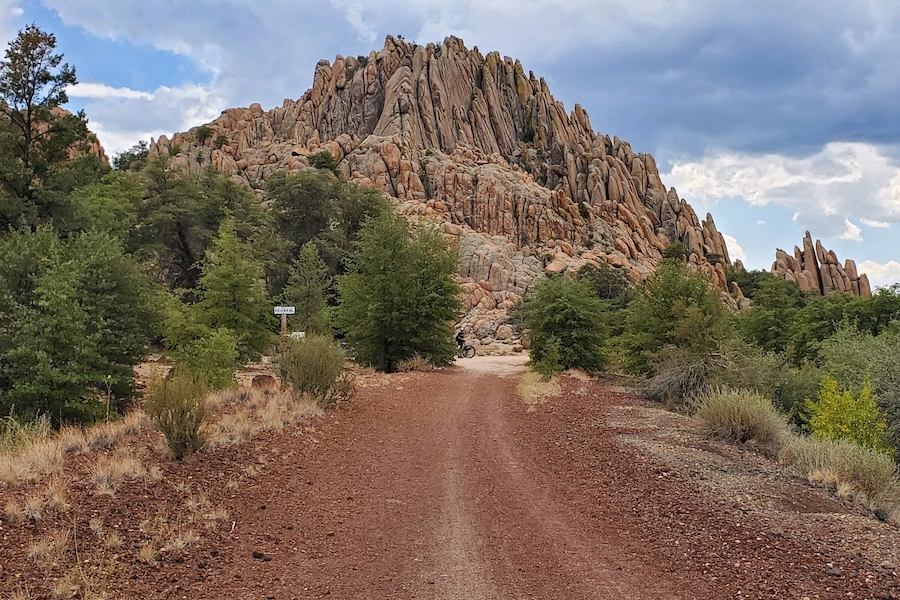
283,242 -> 331,334
196,218 -> 273,360
0,24 -> 94,231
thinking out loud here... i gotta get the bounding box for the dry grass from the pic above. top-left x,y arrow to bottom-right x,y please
0,411 -> 149,487
138,541 -> 157,564
43,479 -> 70,514
781,435 -> 900,518
205,388 -> 320,447
51,569 -> 109,600
0,415 -> 52,453
138,511 -> 203,560
517,370 -> 561,410
0,438 -> 65,485
693,388 -> 790,454
104,531 -> 123,550
89,517 -> 104,536
91,453 -> 146,496
28,529 -> 70,565
4,498 -> 24,525
396,354 -> 433,372
23,493 -> 43,522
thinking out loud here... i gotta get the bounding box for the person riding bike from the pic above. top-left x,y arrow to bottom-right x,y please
455,330 -> 465,350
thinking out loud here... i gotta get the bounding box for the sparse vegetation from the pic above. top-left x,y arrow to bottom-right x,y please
781,435 -> 900,512
516,370 -> 561,409
276,334 -> 351,407
396,354 -> 433,372
144,374 -> 207,460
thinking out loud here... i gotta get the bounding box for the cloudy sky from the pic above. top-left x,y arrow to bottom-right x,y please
2,0 -> 899,286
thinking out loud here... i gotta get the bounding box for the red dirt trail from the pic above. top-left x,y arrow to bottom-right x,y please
188,359 -> 900,600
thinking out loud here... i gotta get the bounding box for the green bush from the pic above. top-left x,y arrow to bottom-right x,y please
620,260 -> 729,375
309,150 -> 338,173
818,322 -> 900,454
522,274 -> 607,373
0,228 -> 159,423
175,328 -> 239,390
806,376 -> 891,454
694,388 -> 789,452
532,337 -> 563,380
144,373 -> 207,460
276,334 -> 352,407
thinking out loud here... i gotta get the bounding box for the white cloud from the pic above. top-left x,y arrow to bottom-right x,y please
69,82 -> 153,100
861,217 -> 891,228
860,260 -> 900,289
721,233 -> 746,263
665,142 -> 900,239
80,83 -> 226,154
838,219 -> 863,242
0,1 -> 23,42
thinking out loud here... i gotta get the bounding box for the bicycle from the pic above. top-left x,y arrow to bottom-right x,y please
457,344 -> 476,359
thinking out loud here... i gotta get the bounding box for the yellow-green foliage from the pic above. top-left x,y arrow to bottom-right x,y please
807,376 -> 890,454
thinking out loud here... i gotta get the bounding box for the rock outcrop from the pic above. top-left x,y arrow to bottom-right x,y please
149,35 -> 740,314
771,232 -> 871,298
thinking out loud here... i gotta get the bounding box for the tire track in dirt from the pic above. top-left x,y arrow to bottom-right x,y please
198,362 -> 714,598
191,358 -> 899,599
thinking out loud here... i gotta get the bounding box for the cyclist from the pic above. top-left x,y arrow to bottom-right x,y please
455,330 -> 465,351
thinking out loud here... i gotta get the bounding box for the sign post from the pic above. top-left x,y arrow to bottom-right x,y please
273,306 -> 296,336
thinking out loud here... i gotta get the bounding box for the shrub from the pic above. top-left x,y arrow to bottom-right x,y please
522,274 -> 607,374
620,260 -> 728,375
276,334 -> 352,407
694,388 -> 789,452
806,376 -> 891,454
309,150 -> 338,173
781,435 -> 900,501
818,323 -> 900,455
531,337 -> 563,380
643,348 -> 713,408
144,374 -> 207,460
174,328 -> 239,390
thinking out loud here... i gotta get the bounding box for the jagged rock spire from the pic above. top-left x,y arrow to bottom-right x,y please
149,36 -> 737,306
772,231 -> 871,298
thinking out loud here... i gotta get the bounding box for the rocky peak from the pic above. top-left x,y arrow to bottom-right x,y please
771,232 -> 871,298
149,35 -> 738,313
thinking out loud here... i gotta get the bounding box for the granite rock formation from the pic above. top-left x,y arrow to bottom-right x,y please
771,232 -> 871,298
148,36 -> 740,317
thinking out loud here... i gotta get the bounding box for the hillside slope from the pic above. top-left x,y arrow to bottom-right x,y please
149,36 -> 737,315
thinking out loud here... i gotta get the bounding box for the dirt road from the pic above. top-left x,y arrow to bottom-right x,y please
190,358 -> 900,599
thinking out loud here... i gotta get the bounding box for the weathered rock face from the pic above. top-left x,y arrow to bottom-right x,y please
771,232 -> 871,298
148,35 -> 737,311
